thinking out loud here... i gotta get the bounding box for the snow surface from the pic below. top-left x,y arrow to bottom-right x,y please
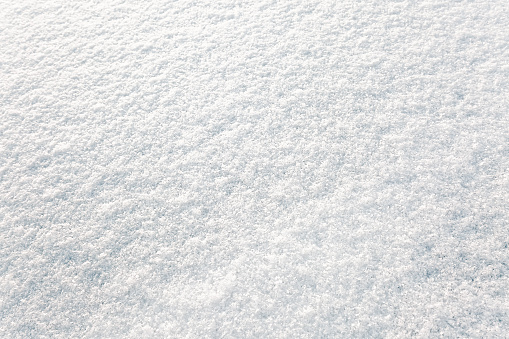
1,0 -> 508,337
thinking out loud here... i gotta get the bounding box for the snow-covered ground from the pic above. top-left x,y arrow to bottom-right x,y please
1,0 -> 508,337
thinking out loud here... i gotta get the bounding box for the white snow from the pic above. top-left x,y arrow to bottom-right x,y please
1,0 -> 508,337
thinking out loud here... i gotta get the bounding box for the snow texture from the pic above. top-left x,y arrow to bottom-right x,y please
1,0 -> 508,337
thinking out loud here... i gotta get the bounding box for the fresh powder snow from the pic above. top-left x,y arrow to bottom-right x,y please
1,0 -> 508,337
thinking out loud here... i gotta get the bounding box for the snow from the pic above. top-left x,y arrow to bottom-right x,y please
1,0 -> 508,337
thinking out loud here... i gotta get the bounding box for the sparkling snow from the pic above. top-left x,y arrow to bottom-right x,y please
1,0 -> 508,337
